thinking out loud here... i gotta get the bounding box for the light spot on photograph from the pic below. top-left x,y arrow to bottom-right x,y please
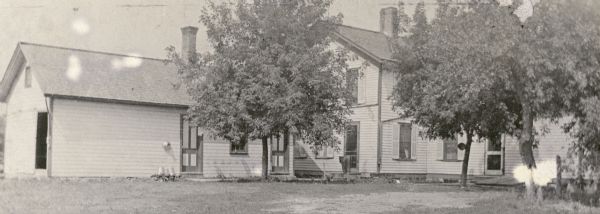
66,55 -> 82,81
71,18 -> 90,35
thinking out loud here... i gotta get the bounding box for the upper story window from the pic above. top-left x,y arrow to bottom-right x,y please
346,68 -> 359,104
24,66 -> 32,88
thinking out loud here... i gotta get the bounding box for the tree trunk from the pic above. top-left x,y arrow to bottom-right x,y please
519,101 -> 537,199
262,136 -> 269,179
460,131 -> 474,188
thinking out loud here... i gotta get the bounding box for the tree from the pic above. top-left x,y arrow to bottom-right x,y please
392,0 -> 518,188
396,1 -> 411,34
555,0 -> 600,194
392,0 -> 600,194
167,0 -> 352,178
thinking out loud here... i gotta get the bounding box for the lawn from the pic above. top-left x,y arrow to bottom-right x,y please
0,178 -> 597,214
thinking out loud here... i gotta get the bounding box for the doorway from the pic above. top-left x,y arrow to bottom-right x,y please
344,123 -> 359,174
181,117 -> 202,174
485,137 -> 503,175
271,133 -> 289,174
35,112 -> 48,169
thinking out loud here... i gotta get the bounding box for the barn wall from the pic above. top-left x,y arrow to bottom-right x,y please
4,62 -> 48,178
51,99 -> 184,177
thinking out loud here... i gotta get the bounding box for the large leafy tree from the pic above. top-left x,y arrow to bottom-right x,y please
167,0 -> 352,178
392,0 -> 518,188
392,0 -> 600,194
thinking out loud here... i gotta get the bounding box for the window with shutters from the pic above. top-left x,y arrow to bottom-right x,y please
393,122 -> 414,160
443,138 -> 458,161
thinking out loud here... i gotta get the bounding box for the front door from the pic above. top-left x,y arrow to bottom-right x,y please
344,124 -> 359,174
271,134 -> 289,174
181,117 -> 202,173
485,137 -> 503,175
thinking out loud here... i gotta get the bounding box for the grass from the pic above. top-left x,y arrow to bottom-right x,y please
0,178 -> 597,214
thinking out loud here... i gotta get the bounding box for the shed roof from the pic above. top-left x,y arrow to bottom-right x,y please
0,42 -> 192,106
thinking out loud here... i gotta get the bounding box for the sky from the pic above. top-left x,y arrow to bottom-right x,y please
0,0 -> 442,111
0,0 -> 438,77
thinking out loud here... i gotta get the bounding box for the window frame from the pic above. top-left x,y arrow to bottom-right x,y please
315,145 -> 335,159
393,122 -> 415,161
24,66 -> 32,88
442,137 -> 459,161
230,138 -> 249,155
346,68 -> 359,105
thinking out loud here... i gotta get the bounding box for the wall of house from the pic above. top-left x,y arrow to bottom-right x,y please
293,137 -> 344,174
380,69 -> 400,121
4,62 -> 48,177
504,119 -> 571,176
380,120 -> 426,174
293,44 -> 380,174
202,137 -> 263,178
350,57 -> 380,174
202,135 -> 294,178
51,99 -> 184,177
424,137 -> 486,176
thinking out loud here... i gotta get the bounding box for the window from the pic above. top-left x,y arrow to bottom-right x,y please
24,66 -> 31,88
393,122 -> 413,160
346,68 -> 359,104
315,145 -> 335,159
293,135 -> 308,159
443,138 -> 458,161
230,138 -> 248,154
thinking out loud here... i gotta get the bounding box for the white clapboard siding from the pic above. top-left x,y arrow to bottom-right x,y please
350,105 -> 379,173
293,137 -> 344,173
4,63 -> 48,177
504,119 -> 571,175
380,121 -> 427,174
201,136 -> 265,178
51,99 -> 184,177
380,70 -> 402,122
425,136 -> 486,176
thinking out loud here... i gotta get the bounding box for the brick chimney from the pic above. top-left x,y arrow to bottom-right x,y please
379,7 -> 399,37
181,26 -> 199,64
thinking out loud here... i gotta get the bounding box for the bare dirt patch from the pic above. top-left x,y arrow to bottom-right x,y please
266,191 -> 499,214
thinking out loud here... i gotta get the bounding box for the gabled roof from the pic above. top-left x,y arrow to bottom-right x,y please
333,25 -> 404,64
0,42 -> 192,106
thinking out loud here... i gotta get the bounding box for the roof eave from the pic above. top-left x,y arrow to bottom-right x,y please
0,43 -> 26,102
332,31 -> 384,65
45,93 -> 191,109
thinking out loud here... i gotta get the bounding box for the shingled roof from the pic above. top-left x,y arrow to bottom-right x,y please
334,25 -> 404,64
0,42 -> 192,106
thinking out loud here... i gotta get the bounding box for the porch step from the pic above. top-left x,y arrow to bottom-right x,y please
185,178 -> 221,182
180,173 -> 203,179
472,176 -> 522,186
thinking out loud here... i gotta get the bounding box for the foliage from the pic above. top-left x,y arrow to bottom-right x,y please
396,1 -> 411,34
166,0 -> 352,175
391,0 -> 519,187
392,0 -> 600,188
558,0 -> 600,187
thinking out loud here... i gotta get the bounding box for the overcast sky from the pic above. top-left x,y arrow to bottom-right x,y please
0,0 -> 438,79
